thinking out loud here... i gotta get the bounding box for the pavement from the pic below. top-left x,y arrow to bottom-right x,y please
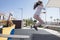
11,27 -> 60,40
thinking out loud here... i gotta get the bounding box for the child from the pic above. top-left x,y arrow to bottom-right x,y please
33,1 -> 45,31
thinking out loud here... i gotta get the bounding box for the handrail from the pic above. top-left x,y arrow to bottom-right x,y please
44,25 -> 60,28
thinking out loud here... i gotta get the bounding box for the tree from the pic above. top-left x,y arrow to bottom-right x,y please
50,16 -> 53,23
56,18 -> 59,24
33,20 -> 37,25
23,18 -> 35,26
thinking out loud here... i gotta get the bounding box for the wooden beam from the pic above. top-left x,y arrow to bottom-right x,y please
0,34 -> 30,38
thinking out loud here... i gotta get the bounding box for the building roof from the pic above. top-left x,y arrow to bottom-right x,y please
46,0 -> 60,8
0,12 -> 5,16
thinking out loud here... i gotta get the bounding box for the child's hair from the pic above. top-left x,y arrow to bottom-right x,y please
33,1 -> 42,9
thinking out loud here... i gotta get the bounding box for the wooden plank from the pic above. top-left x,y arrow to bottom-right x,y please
0,34 -> 30,38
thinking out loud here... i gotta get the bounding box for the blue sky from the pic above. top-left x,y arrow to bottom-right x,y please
0,0 -> 59,22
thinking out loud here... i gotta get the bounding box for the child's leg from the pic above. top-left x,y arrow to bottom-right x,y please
33,14 -> 44,26
33,14 -> 44,31
36,16 -> 44,24
35,22 -> 41,27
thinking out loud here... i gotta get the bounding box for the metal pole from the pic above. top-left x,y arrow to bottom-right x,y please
0,15 -> 1,20
59,8 -> 60,22
43,8 -> 46,24
18,8 -> 23,28
21,8 -> 23,28
20,8 -> 23,20
59,8 -> 60,24
43,12 -> 46,24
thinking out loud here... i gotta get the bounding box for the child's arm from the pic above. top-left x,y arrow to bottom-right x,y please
43,7 -> 46,10
42,5 -> 46,10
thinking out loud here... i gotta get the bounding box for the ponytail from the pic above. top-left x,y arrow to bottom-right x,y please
33,1 -> 42,9
33,2 -> 39,9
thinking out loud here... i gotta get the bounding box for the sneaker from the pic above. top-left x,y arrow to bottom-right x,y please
33,26 -> 38,31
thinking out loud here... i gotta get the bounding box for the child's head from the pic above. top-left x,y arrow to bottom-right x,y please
33,1 -> 43,9
37,1 -> 43,5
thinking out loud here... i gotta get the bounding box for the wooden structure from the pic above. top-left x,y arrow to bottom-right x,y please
12,20 -> 22,29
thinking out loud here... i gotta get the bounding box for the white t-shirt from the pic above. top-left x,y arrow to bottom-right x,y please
35,5 -> 45,16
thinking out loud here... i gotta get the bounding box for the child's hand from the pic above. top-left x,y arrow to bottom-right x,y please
43,12 -> 46,13
43,8 -> 46,10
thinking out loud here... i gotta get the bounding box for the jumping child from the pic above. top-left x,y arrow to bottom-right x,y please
33,1 -> 45,31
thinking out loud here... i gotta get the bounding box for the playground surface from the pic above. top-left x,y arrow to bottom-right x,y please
11,27 -> 60,40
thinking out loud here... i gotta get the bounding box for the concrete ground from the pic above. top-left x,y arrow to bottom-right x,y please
11,27 -> 60,40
